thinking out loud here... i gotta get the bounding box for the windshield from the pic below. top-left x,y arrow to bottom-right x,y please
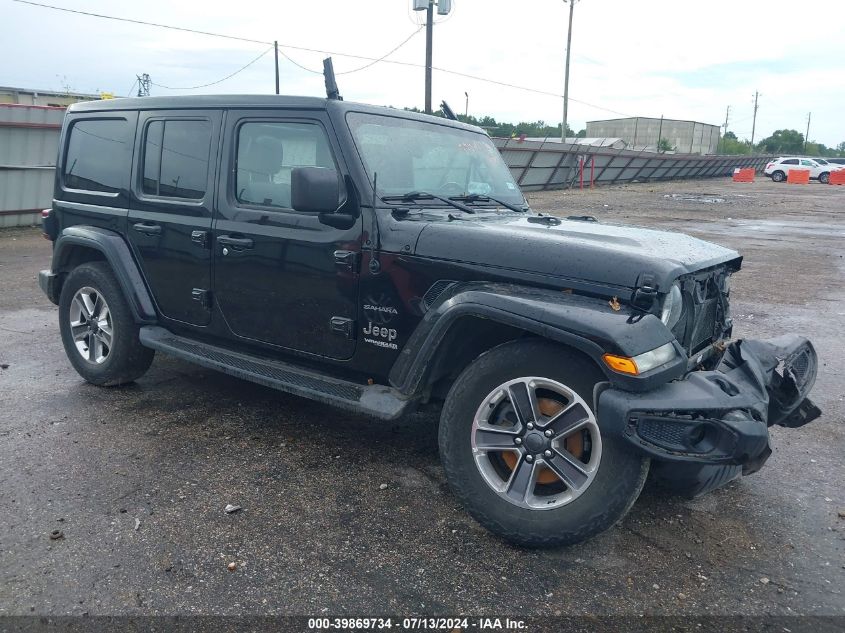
346,112 -> 524,206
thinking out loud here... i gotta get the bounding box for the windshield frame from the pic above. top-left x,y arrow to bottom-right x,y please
344,110 -> 525,209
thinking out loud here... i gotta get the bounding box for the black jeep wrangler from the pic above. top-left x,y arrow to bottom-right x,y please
39,95 -> 820,547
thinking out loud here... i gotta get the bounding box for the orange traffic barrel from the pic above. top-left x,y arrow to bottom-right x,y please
787,169 -> 810,184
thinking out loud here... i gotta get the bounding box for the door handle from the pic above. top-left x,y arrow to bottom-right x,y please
133,222 -> 162,236
217,235 -> 254,249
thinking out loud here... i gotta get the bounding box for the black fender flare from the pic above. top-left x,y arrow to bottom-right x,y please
51,226 -> 157,324
388,282 -> 687,396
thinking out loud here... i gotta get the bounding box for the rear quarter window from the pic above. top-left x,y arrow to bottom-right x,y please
63,117 -> 133,194
142,119 -> 212,200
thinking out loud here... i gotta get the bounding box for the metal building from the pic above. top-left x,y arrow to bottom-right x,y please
0,85 -> 103,107
521,137 -> 628,150
586,117 -> 721,155
0,104 -> 64,227
0,87 -> 106,227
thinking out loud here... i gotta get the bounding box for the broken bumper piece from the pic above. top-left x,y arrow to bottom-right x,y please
599,335 -> 821,472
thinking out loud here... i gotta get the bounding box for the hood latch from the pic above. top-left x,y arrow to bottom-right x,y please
631,273 -> 659,311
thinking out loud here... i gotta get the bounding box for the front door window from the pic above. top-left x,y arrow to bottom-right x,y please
235,122 -> 338,210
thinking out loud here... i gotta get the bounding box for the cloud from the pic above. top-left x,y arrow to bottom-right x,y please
3,0 -> 843,145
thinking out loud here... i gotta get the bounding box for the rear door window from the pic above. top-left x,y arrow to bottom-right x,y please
142,119 -> 212,199
63,118 -> 133,193
781,159 -> 799,165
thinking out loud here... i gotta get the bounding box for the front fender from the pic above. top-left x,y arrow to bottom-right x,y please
389,282 -> 686,396
51,226 -> 157,324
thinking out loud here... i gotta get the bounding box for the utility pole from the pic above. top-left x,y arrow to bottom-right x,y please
274,41 -> 280,95
136,73 -> 151,97
804,112 -> 811,153
720,105 -> 730,153
424,1 -> 434,113
657,114 -> 664,152
750,91 -> 759,149
464,91 -> 469,118
561,0 -> 576,142
413,0 -> 451,114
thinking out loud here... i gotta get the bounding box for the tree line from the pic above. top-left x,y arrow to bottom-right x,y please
719,130 -> 845,157
405,108 -> 843,157
403,107 -> 586,139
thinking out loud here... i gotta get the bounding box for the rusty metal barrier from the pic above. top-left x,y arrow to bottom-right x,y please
492,137 -> 774,192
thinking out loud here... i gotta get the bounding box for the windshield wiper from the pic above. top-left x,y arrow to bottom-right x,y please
381,191 -> 475,213
449,193 -> 528,213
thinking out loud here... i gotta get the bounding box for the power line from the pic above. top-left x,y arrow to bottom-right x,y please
12,0 -> 269,45
274,26 -> 423,76
427,67 -> 632,116
12,0 -> 419,67
13,0 -> 633,117
150,46 -> 273,90
338,26 -> 424,75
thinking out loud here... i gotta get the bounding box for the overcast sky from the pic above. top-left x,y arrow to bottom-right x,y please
3,0 -> 844,146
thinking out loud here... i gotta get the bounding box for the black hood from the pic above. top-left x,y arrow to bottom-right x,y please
413,214 -> 741,291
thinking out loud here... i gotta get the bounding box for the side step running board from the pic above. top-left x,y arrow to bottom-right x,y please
139,326 -> 410,420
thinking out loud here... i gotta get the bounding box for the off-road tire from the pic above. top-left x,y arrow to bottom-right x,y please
771,170 -> 786,182
439,339 -> 649,547
59,262 -> 154,386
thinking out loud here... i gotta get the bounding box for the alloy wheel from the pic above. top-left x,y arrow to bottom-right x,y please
69,286 -> 114,364
470,377 -> 602,510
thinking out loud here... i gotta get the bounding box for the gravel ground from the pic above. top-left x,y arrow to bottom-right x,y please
0,178 -> 843,618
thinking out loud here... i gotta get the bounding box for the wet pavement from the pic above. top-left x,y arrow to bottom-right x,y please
0,178 -> 843,617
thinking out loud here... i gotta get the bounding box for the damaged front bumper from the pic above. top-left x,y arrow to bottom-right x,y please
599,335 -> 821,478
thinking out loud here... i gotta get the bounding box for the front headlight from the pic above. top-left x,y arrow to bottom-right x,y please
603,342 -> 678,375
660,283 -> 683,329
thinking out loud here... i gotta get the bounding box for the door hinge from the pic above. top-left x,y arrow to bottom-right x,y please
333,250 -> 360,273
191,288 -> 212,309
330,316 -> 355,339
191,230 -> 210,248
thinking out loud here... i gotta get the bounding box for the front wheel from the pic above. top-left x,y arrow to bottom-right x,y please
819,172 -> 830,184
438,339 -> 649,547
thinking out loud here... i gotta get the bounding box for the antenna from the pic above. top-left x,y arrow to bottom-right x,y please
368,172 -> 381,274
440,100 -> 457,120
323,58 -> 342,101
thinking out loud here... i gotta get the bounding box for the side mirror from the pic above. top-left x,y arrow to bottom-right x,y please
291,167 -> 340,214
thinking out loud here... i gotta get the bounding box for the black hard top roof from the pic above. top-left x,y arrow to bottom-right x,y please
67,94 -> 483,133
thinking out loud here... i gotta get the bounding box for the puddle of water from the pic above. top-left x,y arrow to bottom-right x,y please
664,193 -> 727,203
693,219 -> 845,239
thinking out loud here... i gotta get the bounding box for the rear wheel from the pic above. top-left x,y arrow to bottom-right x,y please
819,172 -> 830,184
58,262 -> 154,386
439,339 -> 649,547
771,170 -> 786,182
